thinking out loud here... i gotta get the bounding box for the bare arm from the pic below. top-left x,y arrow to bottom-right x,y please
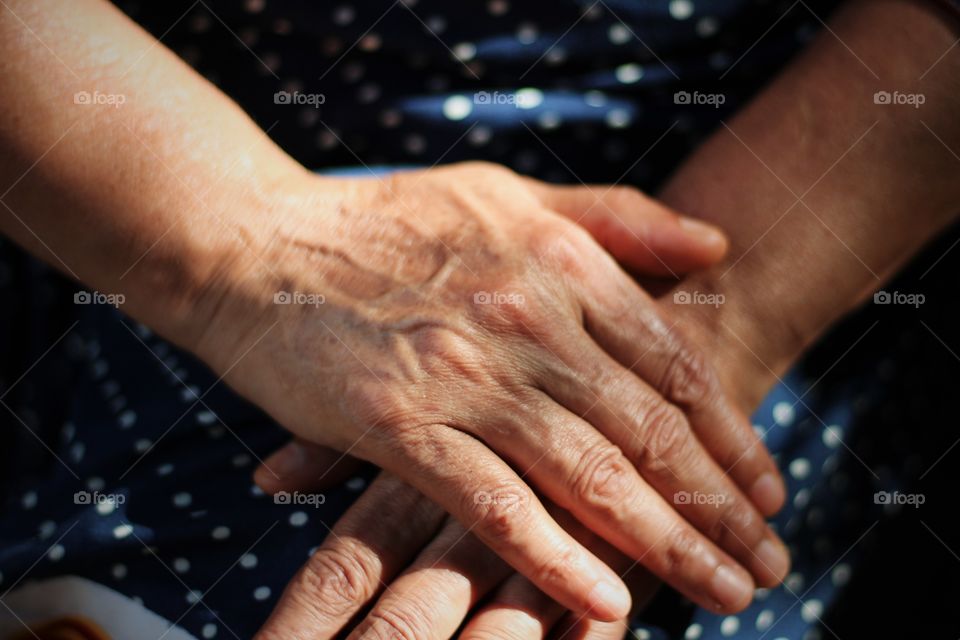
661,0 -> 960,407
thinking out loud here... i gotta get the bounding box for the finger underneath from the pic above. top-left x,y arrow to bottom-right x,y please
347,519 -> 512,640
255,473 -> 445,640
255,438 -> 365,494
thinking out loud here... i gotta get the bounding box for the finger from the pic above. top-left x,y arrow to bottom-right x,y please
357,426 -> 632,621
461,573 -> 565,640
255,439 -> 364,494
474,393 -> 757,612
572,251 -> 786,517
255,473 -> 445,640
537,332 -> 790,588
347,519 -> 512,640
526,180 -> 728,275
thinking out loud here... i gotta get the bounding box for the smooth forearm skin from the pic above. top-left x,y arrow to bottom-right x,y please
660,0 -> 960,408
0,0 -> 308,349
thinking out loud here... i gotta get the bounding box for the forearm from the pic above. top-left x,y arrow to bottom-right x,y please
659,0 -> 960,408
0,0 -> 307,347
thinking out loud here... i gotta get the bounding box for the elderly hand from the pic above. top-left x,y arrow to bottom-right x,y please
194,162 -> 785,619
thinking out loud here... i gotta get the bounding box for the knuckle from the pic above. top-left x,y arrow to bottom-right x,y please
606,185 -> 648,210
661,524 -> 704,575
531,221 -> 591,276
464,482 -> 531,542
709,499 -> 763,550
530,545 -> 580,593
659,342 -> 716,409
298,545 -> 380,617
636,401 -> 694,475
355,606 -> 425,640
571,443 -> 632,514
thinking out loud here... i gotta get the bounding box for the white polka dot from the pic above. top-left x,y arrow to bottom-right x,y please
696,16 -> 719,37
87,477 -> 105,491
112,564 -> 127,580
608,23 -> 631,44
822,425 -> 843,448
772,402 -> 795,426
754,587 -> 770,600
832,563 -> 852,586
684,623 -> 703,639
253,586 -> 271,601
425,16 -> 446,33
22,491 -> 37,510
452,42 -> 476,61
231,453 -> 252,468
605,108 -> 632,128
118,410 -> 137,429
404,135 -> 426,155
212,526 -> 231,541
96,498 -> 118,516
793,487 -> 811,509
720,616 -> 739,636
516,23 -> 538,44
173,492 -> 193,508
69,442 -> 85,463
515,87 -> 543,109
359,33 -> 381,52
240,553 -> 258,569
669,0 -> 695,20
173,557 -> 191,573
113,524 -> 134,539
195,411 -> 216,426
756,609 -> 775,631
487,0 -> 509,16
48,544 -> 65,562
785,572 -> 805,592
801,599 -> 823,623
38,521 -> 56,539
442,95 -> 473,121
186,590 -> 202,604
134,438 -> 152,453
789,458 -> 811,480
468,126 -> 492,146
156,463 -> 174,476
289,511 -> 309,527
538,112 -> 561,129
615,63 -> 643,84
202,624 -> 217,639
584,91 -> 607,107
332,6 -> 355,25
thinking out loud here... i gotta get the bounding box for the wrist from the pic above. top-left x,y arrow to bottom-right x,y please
150,167 -> 323,366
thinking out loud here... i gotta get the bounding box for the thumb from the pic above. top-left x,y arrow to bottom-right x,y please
254,439 -> 364,494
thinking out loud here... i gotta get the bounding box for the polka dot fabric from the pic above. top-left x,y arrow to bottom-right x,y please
3,1 -> 960,638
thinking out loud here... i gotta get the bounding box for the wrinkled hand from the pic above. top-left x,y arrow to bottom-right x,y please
193,162 -> 784,618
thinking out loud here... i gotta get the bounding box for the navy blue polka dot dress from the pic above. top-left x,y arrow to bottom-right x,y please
2,1 -> 958,639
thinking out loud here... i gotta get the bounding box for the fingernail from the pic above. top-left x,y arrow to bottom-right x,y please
750,472 -> 787,516
679,216 -> 726,247
710,564 -> 753,611
264,441 -> 308,479
754,538 -> 790,583
588,577 -> 632,620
